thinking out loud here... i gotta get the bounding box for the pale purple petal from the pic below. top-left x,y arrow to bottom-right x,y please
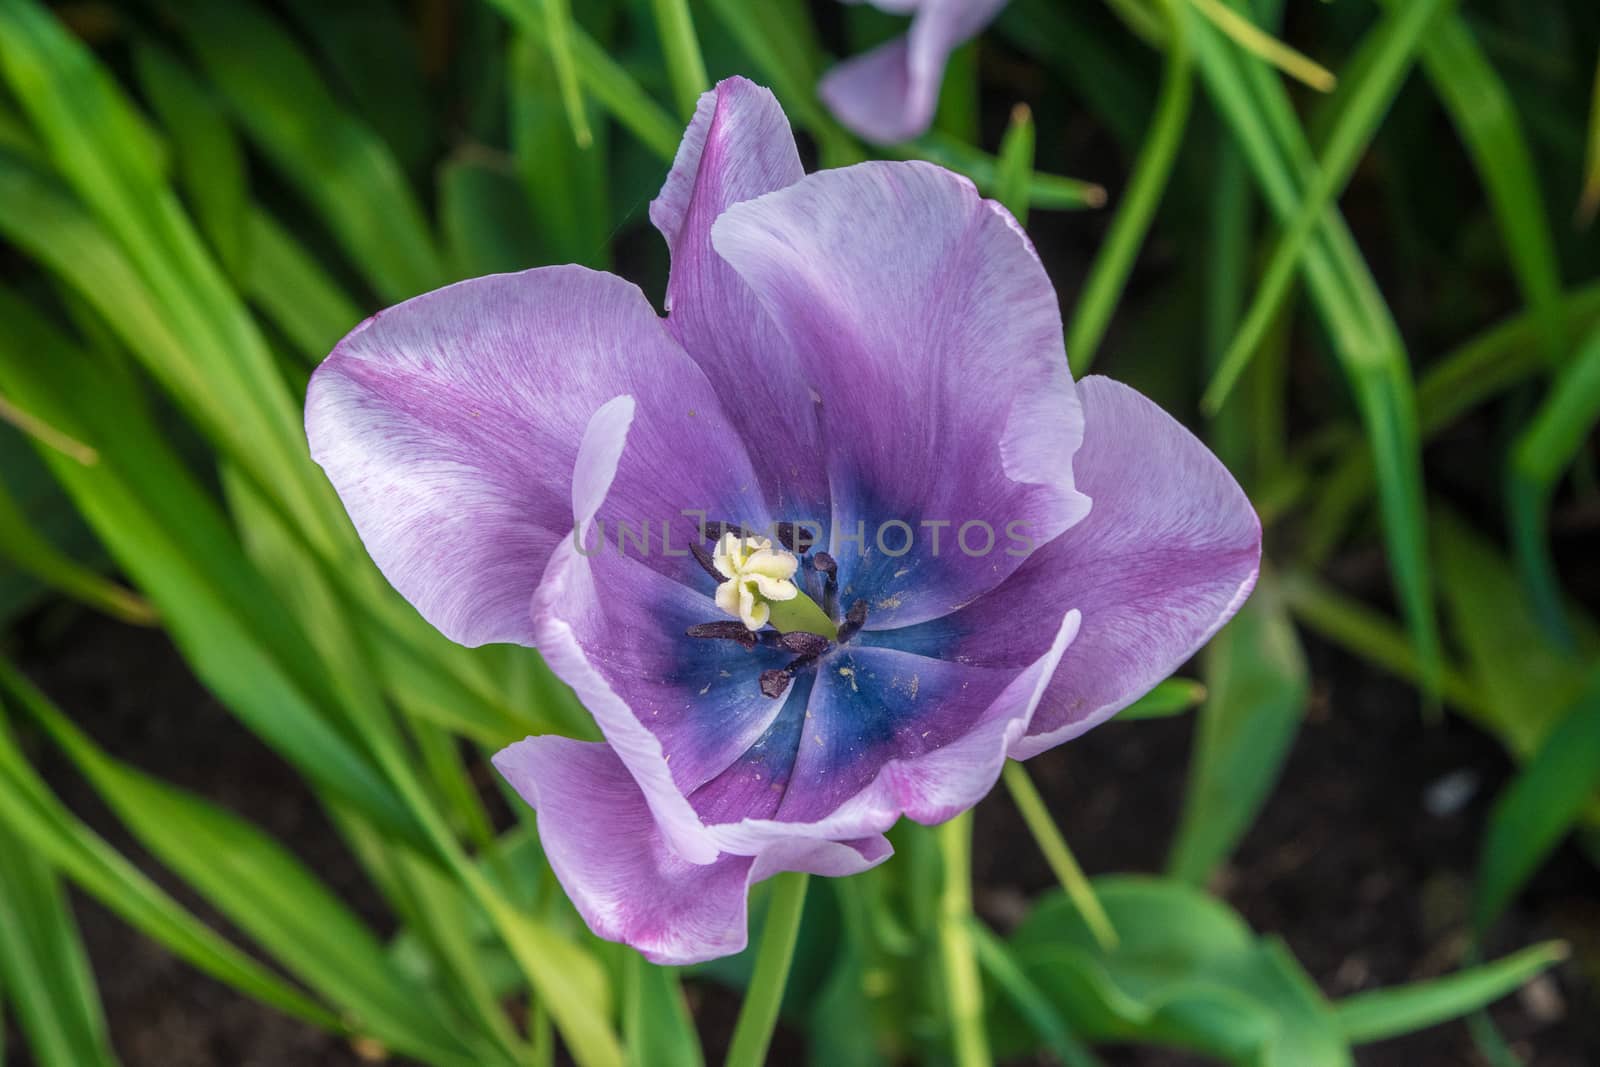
864,377 -> 1260,756
711,161 -> 1088,628
650,77 -> 828,520
821,0 -> 1009,145
494,735 -> 889,965
306,266 -> 764,647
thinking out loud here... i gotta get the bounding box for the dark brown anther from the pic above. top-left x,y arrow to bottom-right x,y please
837,600 -> 869,643
688,539 -> 721,581
701,520 -> 752,543
777,631 -> 830,657
813,552 -> 839,617
686,621 -> 757,649
775,522 -> 817,553
759,669 -> 792,699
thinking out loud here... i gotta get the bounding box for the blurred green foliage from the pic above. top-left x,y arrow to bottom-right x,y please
0,0 -> 1595,1064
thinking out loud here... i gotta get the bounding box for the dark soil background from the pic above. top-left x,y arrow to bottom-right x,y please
4,581 -> 1598,1065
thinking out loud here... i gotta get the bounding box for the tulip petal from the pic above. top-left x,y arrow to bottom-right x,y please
494,735 -> 890,965
820,0 -> 1009,145
651,77 -> 829,521
704,608 -> 1079,853
711,161 -> 1088,628
864,377 -> 1260,756
306,266 -> 764,648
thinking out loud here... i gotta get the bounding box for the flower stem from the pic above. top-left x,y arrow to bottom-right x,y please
937,813 -> 991,1067
1002,761 -> 1119,952
725,872 -> 809,1067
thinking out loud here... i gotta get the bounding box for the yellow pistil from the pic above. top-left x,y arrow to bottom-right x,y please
710,533 -> 838,639
713,533 -> 800,631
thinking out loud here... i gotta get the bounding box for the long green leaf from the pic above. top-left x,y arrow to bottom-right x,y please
1204,0 -> 1451,411
0,469 -> 153,625
0,823 -> 116,1067
1191,0 -> 1440,698
1473,670 -> 1600,934
1334,942 -> 1568,1044
488,0 -> 680,161
624,953 -> 703,1067
1506,322 -> 1600,641
0,699 -> 342,1035
0,661 -> 492,1067
132,41 -> 249,279
0,1 -> 338,554
0,288 -> 418,840
1168,580 -> 1310,884
1398,3 -> 1565,362
163,0 -> 443,302
1067,0 -> 1192,374
649,0 -> 709,120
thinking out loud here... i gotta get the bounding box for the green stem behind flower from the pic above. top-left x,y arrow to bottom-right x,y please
1002,761 -> 1118,952
937,813 -> 991,1067
724,872 -> 809,1067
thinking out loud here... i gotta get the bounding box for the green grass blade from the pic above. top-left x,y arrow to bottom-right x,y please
1306,280 -> 1600,562
0,468 -> 153,625
0,661 -> 495,1067
1191,2 -> 1440,701
509,30 -> 611,268
1433,509 -> 1598,758
1168,580 -> 1310,885
701,0 -> 862,166
1003,762 -> 1118,952
163,0 -> 444,302
1279,573 -> 1488,720
0,823 -> 116,1067
1203,0 -> 1451,412
1398,5 -> 1565,362
969,920 -> 1104,1067
891,133 -> 1106,211
0,700 -> 342,1034
489,0 -> 680,161
1473,670 -> 1600,934
1334,942 -> 1568,1044
994,103 -> 1037,224
1187,0 -> 1336,92
439,151 -> 545,278
540,0 -> 593,148
1506,322 -> 1600,640
0,288 -> 418,841
243,207 -> 364,362
0,3 -> 343,556
131,41 -> 249,280
623,954 -> 703,1067
1067,0 -> 1193,374
649,0 -> 709,120
1116,678 -> 1208,720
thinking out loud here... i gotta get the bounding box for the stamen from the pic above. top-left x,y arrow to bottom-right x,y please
813,551 -> 839,618
759,669 -> 791,699
758,650 -> 822,699
774,522 -> 816,554
776,631 -> 830,657
837,600 -> 868,643
688,539 -> 721,581
686,621 -> 758,649
701,520 -> 753,543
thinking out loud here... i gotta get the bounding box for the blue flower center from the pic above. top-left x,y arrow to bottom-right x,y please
685,518 -> 870,699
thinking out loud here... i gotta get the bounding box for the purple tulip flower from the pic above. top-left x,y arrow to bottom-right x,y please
306,77 -> 1259,965
821,0 -> 1010,145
